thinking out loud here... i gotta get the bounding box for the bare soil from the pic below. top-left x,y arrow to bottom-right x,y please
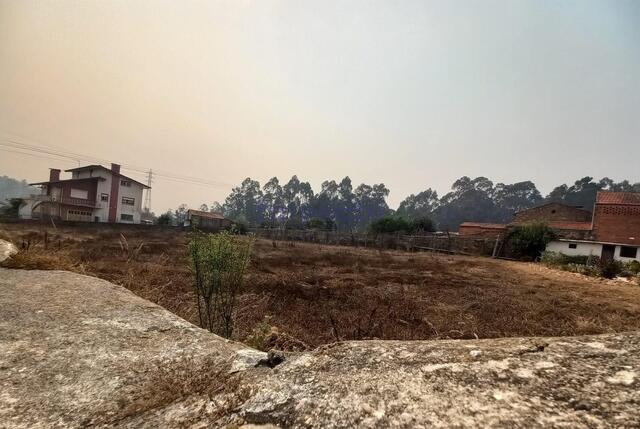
2,223 -> 640,348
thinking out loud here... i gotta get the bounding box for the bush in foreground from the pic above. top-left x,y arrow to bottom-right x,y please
188,231 -> 254,338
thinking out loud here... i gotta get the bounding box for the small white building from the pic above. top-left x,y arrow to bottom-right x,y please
546,240 -> 638,262
20,163 -> 150,224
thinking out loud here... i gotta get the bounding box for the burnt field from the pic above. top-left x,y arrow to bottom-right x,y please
2,223 -> 640,349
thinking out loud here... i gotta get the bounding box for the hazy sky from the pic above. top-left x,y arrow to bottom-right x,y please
1,0 -> 639,212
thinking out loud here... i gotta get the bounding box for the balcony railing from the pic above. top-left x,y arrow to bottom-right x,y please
33,194 -> 100,208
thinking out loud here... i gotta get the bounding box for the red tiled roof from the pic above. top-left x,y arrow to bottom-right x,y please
548,221 -> 593,231
187,209 -> 228,220
459,222 -> 507,229
596,191 -> 640,205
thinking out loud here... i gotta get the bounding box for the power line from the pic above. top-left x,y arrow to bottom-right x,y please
0,146 -> 78,165
0,138 -> 233,189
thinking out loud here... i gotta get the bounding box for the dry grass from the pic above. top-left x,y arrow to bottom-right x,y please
2,223 -> 640,349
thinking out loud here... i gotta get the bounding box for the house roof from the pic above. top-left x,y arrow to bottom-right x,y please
459,222 -> 507,229
64,165 -> 150,189
596,191 -> 640,206
548,221 -> 593,231
187,209 -> 229,220
29,177 -> 104,186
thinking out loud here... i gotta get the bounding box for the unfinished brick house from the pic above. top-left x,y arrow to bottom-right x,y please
459,192 -> 640,262
457,222 -> 508,238
547,192 -> 640,262
511,202 -> 592,225
459,201 -> 594,239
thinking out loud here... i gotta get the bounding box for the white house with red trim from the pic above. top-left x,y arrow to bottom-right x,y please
19,163 -> 150,224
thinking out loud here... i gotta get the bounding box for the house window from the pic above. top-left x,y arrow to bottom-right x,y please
121,197 -> 135,206
568,243 -> 577,249
70,188 -> 89,199
120,180 -> 131,187
120,214 -> 134,221
101,193 -> 109,202
620,246 -> 638,258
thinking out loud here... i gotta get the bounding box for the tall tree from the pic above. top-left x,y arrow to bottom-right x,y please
209,201 -> 223,214
310,180 -> 339,223
223,178 -> 264,225
493,181 -> 542,222
262,177 -> 285,226
335,177 -> 356,232
396,188 -> 439,220
282,175 -> 314,227
354,183 -> 390,230
432,177 -> 498,231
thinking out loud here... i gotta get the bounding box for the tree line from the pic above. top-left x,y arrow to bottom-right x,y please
160,175 -> 639,232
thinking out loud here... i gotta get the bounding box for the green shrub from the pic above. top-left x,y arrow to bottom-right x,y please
245,316 -> 274,351
508,222 -> 556,261
230,220 -> 248,235
540,251 -> 599,267
188,231 -> 254,338
368,215 -> 434,234
599,260 -> 622,279
307,218 -> 329,230
621,260 -> 640,276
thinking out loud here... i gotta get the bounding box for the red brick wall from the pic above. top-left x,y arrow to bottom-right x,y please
592,205 -> 640,246
458,225 -> 504,238
513,203 -> 592,224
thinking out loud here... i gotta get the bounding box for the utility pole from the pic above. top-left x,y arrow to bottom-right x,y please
144,169 -> 153,212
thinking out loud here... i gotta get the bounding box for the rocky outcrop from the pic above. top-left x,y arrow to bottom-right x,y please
0,267 -> 638,428
0,239 -> 17,262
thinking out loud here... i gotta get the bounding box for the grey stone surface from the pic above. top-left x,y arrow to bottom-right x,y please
0,267 -> 639,428
0,239 -> 17,262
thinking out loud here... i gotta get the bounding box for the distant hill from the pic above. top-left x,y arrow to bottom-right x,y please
0,175 -> 38,202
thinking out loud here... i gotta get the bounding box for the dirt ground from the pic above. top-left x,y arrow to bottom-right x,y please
2,223 -> 640,349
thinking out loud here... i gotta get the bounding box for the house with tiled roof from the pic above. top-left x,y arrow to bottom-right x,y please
459,192 -> 640,262
546,191 -> 640,262
459,201 -> 594,240
184,209 -> 233,230
19,163 -> 150,224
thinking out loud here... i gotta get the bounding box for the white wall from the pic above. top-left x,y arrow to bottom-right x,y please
546,241 -> 603,257
116,180 -> 144,223
547,241 -> 640,262
93,171 -> 112,222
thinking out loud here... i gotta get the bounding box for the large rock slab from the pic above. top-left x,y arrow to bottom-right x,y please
0,239 -> 17,262
0,267 -> 638,428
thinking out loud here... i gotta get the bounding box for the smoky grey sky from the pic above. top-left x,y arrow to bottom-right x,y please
1,0 -> 639,212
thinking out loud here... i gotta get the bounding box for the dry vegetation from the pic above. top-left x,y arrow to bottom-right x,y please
2,223 -> 640,350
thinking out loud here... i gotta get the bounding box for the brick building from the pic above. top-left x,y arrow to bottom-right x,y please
459,193 -> 640,262
458,222 -> 507,238
547,192 -> 640,262
512,202 -> 592,224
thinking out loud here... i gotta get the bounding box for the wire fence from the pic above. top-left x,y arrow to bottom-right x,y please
248,228 -> 500,257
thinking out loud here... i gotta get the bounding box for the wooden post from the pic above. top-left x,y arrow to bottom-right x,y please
492,235 -> 502,258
